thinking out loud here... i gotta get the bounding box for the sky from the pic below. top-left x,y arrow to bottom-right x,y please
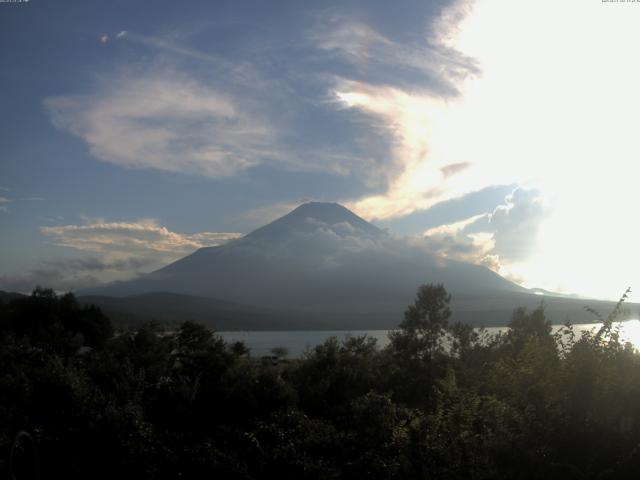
1,0 -> 639,302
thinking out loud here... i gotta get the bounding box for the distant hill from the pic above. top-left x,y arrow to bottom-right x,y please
77,292 -> 298,330
0,290 -> 26,304
74,290 -> 636,331
77,202 -> 638,329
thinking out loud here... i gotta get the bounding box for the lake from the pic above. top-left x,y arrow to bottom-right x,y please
219,319 -> 640,357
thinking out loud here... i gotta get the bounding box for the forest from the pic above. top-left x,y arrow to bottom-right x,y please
1,285 -> 640,479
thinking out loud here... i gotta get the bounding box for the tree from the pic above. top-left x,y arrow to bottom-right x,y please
0,288 -> 112,353
270,346 -> 288,360
388,284 -> 452,406
506,305 -> 555,353
176,321 -> 216,354
230,340 -> 250,357
389,283 -> 451,363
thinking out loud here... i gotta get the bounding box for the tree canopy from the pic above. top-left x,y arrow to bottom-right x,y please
1,285 -> 640,479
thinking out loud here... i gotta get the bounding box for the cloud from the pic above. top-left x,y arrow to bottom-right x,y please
312,12 -> 479,94
486,188 -> 544,263
441,162 -> 470,179
119,32 -> 240,71
232,214 -> 443,282
0,256 -> 156,294
264,218 -> 383,265
331,0 -> 640,300
48,3 -> 478,187
100,31 -> 126,44
313,2 -> 485,220
28,0 -> 640,302
41,219 -> 242,256
421,188 -> 545,276
422,214 -> 495,266
338,82 -> 478,220
0,219 -> 243,292
45,63 -> 376,179
0,194 -> 44,213
45,69 -> 282,178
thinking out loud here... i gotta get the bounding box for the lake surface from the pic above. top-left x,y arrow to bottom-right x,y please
219,320 -> 640,357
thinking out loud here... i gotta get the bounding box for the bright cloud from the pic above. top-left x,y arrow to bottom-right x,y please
41,219 -> 242,256
423,214 -> 496,268
1,219 -> 242,293
45,62 -> 376,179
339,83 -> 475,219
0,219 -> 243,292
45,69 -> 279,178
324,3 -> 486,220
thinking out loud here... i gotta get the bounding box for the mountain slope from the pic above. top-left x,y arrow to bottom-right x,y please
76,290 -> 637,331
77,202 -> 631,328
77,292 -> 301,330
81,202 -> 524,302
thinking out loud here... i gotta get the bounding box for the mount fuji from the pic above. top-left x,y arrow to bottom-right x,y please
78,203 -> 629,329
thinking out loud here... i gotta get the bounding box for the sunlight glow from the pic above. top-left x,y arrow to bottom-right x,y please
342,0 -> 640,301
450,0 -> 640,301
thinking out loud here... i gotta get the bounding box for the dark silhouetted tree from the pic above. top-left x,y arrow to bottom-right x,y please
388,283 -> 451,406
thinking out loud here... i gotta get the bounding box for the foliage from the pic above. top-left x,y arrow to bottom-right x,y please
1,285 -> 640,479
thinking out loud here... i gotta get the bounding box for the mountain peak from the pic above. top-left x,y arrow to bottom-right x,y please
288,202 -> 363,222
246,202 -> 383,240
